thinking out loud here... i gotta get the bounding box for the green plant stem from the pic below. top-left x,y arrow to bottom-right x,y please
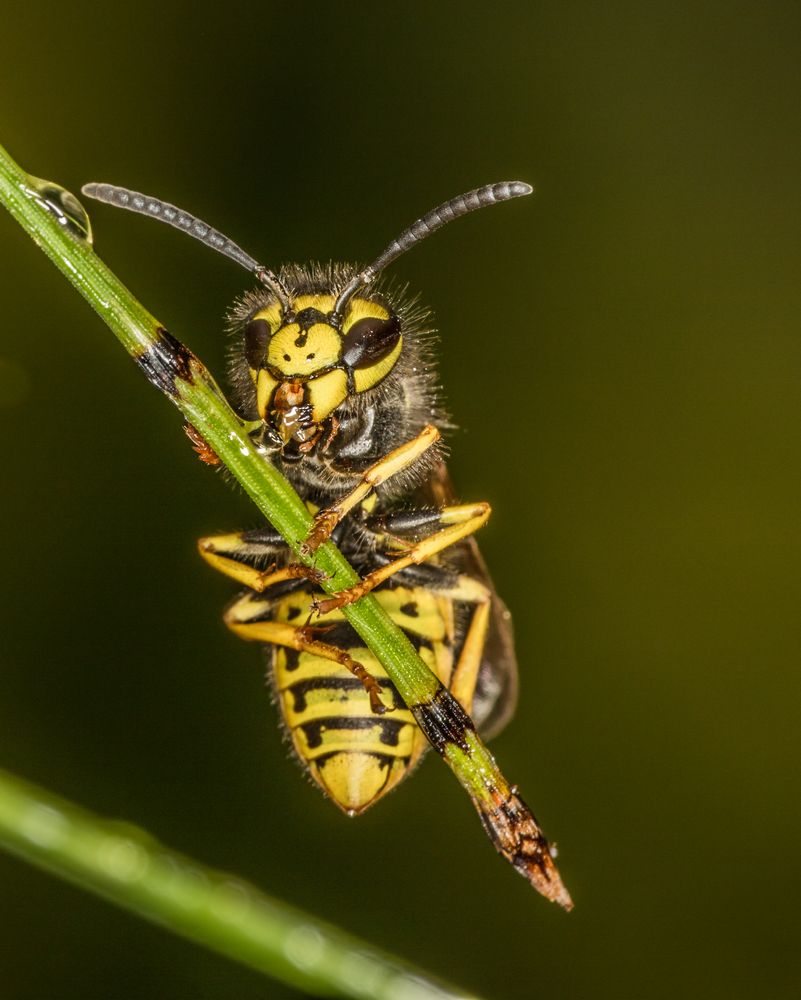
0,138 -> 571,914
0,768 -> 473,999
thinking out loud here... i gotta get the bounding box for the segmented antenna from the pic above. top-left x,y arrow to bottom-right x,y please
81,183 -> 292,311
332,180 -> 533,319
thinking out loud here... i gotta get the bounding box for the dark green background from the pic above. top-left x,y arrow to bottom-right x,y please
1,2 -> 800,998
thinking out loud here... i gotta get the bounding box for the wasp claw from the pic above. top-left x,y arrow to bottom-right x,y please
368,692 -> 394,715
309,567 -> 334,584
314,595 -> 346,616
299,620 -> 336,640
305,598 -> 324,623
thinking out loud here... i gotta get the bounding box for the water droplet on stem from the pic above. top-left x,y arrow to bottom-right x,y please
24,175 -> 93,245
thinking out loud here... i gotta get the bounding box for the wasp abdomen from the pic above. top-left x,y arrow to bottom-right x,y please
271,586 -> 455,814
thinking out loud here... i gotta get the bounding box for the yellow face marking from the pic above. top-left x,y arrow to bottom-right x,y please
252,293 -> 399,403
344,298 -> 399,393
353,335 -> 403,392
256,368 -> 279,418
267,323 -> 342,377
293,294 -> 336,314
254,296 -> 335,332
253,294 -> 389,332
306,368 -> 348,423
343,297 -> 390,327
253,301 -> 283,330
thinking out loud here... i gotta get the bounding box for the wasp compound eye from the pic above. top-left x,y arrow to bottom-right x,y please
245,318 -> 271,368
342,315 -> 401,370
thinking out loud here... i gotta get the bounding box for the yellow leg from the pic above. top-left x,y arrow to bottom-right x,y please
419,572 -> 492,606
392,569 -> 491,714
300,424 -> 441,555
223,607 -> 393,715
314,501 -> 491,615
198,532 -> 325,592
449,600 -> 491,714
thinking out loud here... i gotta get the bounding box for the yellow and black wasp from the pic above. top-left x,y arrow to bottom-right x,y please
83,180 -> 526,816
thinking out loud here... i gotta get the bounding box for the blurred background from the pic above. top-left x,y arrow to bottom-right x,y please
1,2 -> 800,997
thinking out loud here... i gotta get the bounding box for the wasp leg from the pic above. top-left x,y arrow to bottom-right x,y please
314,502 -> 491,614
350,560 -> 494,714
198,528 -> 326,592
382,567 -> 492,713
449,598 -> 492,714
224,598 -> 393,715
300,424 -> 440,555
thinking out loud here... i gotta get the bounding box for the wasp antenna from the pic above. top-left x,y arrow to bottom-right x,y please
81,182 -> 292,311
333,181 -> 533,319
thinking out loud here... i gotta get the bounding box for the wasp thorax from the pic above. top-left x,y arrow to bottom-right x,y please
243,292 -> 404,448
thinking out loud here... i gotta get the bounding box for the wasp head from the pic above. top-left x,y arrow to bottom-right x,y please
239,288 -> 402,452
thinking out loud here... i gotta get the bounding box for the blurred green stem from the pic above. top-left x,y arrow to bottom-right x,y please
0,768 -> 472,999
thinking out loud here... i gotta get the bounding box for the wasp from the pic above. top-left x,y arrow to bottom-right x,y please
83,179 -> 529,817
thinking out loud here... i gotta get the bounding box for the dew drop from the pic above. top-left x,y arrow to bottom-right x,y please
98,836 -> 148,882
334,952 -> 388,998
20,804 -> 69,848
24,175 -> 93,245
385,975 -> 453,1000
283,925 -> 326,971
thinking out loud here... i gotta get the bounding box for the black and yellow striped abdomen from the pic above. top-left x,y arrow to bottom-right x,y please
270,585 -> 456,814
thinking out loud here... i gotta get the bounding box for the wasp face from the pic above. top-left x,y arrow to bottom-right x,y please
242,292 -> 403,450
83,178 -> 528,461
